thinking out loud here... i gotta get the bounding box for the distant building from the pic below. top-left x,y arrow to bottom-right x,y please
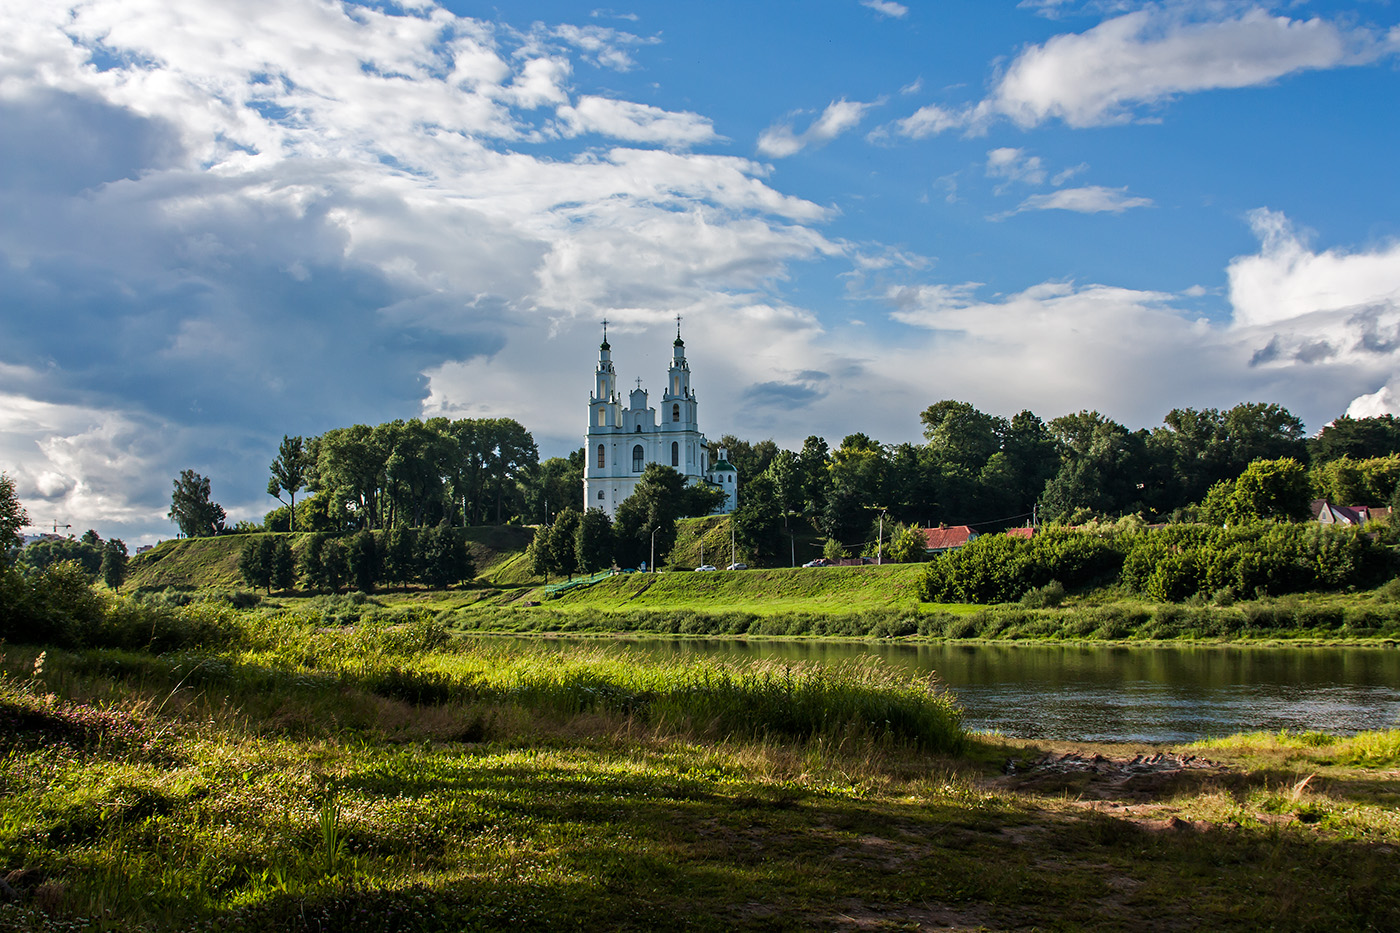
922,524 -> 978,554
1311,499 -> 1390,526
583,321 -> 737,517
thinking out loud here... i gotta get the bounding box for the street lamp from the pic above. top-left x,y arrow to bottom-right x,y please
650,526 -> 658,574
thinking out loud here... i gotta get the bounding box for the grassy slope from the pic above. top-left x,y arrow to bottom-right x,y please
126,526 -> 538,591
550,562 -> 929,613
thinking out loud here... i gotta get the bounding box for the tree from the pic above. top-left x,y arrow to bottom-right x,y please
1309,415 -> 1400,465
548,507 -> 583,578
613,465 -> 690,569
100,538 -> 128,591
418,525 -> 474,589
1,472 -> 30,558
347,529 -> 379,593
574,508 -> 614,574
271,539 -> 296,592
1202,458 -> 1312,524
238,536 -> 274,592
267,435 -> 311,533
80,529 -> 100,545
383,527 -> 417,586
732,472 -> 784,566
169,469 -> 226,538
886,523 -> 927,564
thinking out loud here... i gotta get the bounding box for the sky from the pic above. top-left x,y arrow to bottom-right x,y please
3,0 -> 1400,545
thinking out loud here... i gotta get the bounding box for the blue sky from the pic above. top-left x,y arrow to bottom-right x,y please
4,0 -> 1400,544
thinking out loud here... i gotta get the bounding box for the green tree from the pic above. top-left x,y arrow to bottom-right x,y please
1309,415 -> 1400,465
886,523 -> 927,563
548,507 -> 583,578
80,529 -> 100,545
347,529 -> 380,593
383,527 -> 417,586
100,538 -> 128,591
1219,458 -> 1312,524
574,508 -> 614,574
418,525 -> 474,589
613,465 -> 689,569
267,435 -> 312,533
169,469 -> 226,538
822,537 -> 847,561
0,472 -> 28,558
238,536 -> 274,592
271,539 -> 296,592
732,472 -> 783,566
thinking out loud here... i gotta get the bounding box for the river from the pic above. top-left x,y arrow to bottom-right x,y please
552,638 -> 1400,743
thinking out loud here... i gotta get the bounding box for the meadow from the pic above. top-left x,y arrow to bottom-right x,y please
2,596 -> 1399,931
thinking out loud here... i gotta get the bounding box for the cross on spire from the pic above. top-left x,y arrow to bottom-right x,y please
635,377 -> 644,391
675,313 -> 683,338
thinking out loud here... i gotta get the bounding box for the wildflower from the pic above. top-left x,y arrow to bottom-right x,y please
32,651 -> 46,679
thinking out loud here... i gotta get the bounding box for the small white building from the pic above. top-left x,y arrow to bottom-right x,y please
583,322 -> 737,517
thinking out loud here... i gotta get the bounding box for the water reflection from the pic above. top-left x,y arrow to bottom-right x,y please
515,637 -> 1400,742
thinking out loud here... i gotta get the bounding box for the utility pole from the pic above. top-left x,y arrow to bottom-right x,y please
650,526 -> 658,574
877,509 -> 886,565
730,514 -> 736,568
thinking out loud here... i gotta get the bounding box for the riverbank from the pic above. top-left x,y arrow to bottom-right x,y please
2,623 -> 1397,931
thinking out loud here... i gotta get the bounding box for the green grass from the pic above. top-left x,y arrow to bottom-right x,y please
2,621 -> 1399,932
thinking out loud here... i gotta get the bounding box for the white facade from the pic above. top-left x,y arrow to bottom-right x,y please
583,326 -> 737,517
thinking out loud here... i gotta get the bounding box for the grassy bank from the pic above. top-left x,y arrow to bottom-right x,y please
1,612 -> 1398,931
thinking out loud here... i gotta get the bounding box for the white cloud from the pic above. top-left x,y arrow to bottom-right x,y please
887,102 -> 972,139
1000,185 -> 1153,216
861,0 -> 908,19
990,8 -> 1388,128
1227,209 -> 1400,328
557,96 -> 718,146
985,147 -> 1046,188
758,98 -> 878,157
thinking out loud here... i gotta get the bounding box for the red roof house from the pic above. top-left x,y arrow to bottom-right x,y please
922,525 -> 978,554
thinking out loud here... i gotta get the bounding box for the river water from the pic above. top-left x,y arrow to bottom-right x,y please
550,638 -> 1400,743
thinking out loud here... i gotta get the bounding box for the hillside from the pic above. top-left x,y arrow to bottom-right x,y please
544,562 -> 928,613
125,525 -> 538,590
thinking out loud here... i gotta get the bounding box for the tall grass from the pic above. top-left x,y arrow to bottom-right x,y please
409,644 -> 964,752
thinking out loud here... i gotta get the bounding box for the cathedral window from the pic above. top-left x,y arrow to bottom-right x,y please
597,444 -> 605,469
597,408 -> 605,426
672,403 -> 680,422
598,490 -> 604,500
632,444 -> 644,472
671,442 -> 678,466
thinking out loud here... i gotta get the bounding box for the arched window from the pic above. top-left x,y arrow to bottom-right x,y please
597,408 -> 605,426
671,442 -> 679,466
597,444 -> 605,469
635,424 -> 641,433
672,403 -> 680,422
632,444 -> 645,472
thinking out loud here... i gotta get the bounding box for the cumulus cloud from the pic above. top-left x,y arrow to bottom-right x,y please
0,0 -> 843,542
758,98 -> 878,158
1228,209 -> 1400,328
999,185 -> 1154,217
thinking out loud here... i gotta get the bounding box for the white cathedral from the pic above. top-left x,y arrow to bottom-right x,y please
583,321 -> 738,518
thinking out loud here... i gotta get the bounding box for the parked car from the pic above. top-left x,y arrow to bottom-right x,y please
801,558 -> 830,568
726,562 -> 748,571
695,564 -> 717,572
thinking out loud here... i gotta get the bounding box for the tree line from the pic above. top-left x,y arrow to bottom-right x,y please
237,527 -> 476,595
165,404 -> 1400,573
